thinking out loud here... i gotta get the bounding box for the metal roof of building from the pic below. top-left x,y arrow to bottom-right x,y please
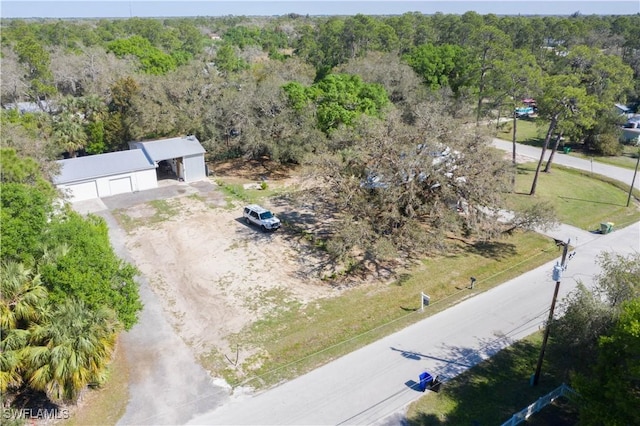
132,135 -> 205,162
615,103 -> 631,113
3,100 -> 55,114
53,150 -> 155,185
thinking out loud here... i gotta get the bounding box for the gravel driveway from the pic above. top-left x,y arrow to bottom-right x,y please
72,178 -> 333,425
76,181 -> 231,425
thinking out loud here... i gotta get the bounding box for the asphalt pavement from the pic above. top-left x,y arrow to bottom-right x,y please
491,138 -> 640,190
187,222 -> 639,425
185,139 -> 640,425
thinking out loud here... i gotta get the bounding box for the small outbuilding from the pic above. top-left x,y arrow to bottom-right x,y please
129,135 -> 206,182
53,149 -> 158,202
53,135 -> 207,202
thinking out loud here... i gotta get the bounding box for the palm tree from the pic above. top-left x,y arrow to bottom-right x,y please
80,95 -> 108,122
37,243 -> 70,267
0,262 -> 48,393
25,299 -> 120,402
0,262 -> 48,330
53,112 -> 88,158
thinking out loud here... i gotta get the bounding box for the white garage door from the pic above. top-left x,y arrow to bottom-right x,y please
68,181 -> 98,201
109,177 -> 132,195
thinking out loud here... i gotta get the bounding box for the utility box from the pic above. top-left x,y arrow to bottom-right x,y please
600,222 -> 614,234
552,264 -> 563,281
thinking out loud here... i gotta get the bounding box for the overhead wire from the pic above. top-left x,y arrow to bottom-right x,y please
123,245 -> 565,424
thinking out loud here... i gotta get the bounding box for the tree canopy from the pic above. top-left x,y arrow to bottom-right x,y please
9,12 -> 637,265
403,43 -> 472,92
284,73 -> 389,133
297,103 -> 547,265
107,35 -> 178,75
0,148 -> 142,403
1,9 -> 639,411
549,252 -> 640,422
573,298 -> 640,425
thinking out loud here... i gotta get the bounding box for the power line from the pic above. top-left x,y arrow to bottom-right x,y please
129,306 -> 554,425
121,243 -> 567,423
236,245 -> 559,389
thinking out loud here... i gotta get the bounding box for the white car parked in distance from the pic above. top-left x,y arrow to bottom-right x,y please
243,205 -> 281,231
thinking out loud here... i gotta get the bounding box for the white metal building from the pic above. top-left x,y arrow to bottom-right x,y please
53,150 -> 158,202
53,135 -> 206,202
129,135 -> 206,182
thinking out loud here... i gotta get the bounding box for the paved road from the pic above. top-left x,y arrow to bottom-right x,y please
88,141 -> 637,425
492,138 -> 640,190
186,141 -> 640,425
187,222 -> 639,425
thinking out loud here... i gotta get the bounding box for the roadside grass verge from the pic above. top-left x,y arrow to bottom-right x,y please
570,145 -> 640,170
507,162 -> 640,230
496,118 -> 640,171
405,333 -> 577,425
496,118 -> 639,169
214,231 -> 560,389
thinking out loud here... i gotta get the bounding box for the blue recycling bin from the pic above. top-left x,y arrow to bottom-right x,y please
419,372 -> 433,392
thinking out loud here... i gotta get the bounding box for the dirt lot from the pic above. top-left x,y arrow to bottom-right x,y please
118,173 -> 337,369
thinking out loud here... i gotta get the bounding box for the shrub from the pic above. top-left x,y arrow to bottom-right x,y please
589,133 -> 622,156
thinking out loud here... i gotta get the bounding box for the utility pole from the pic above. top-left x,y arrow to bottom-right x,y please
626,146 -> 640,208
533,239 -> 570,386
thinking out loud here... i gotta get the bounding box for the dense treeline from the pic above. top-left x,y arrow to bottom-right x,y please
0,148 -> 142,404
2,13 -> 638,157
548,252 -> 640,425
1,11 -> 638,264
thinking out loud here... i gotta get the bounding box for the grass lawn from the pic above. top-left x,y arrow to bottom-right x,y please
405,333 -> 578,425
570,145 -> 640,170
496,118 -> 546,146
199,160 -> 640,390
207,231 -> 561,388
507,162 -> 640,230
215,177 -> 285,209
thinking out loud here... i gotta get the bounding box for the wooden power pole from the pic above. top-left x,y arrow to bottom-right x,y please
533,239 -> 570,386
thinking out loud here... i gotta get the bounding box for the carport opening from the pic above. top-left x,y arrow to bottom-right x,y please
157,158 -> 184,181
